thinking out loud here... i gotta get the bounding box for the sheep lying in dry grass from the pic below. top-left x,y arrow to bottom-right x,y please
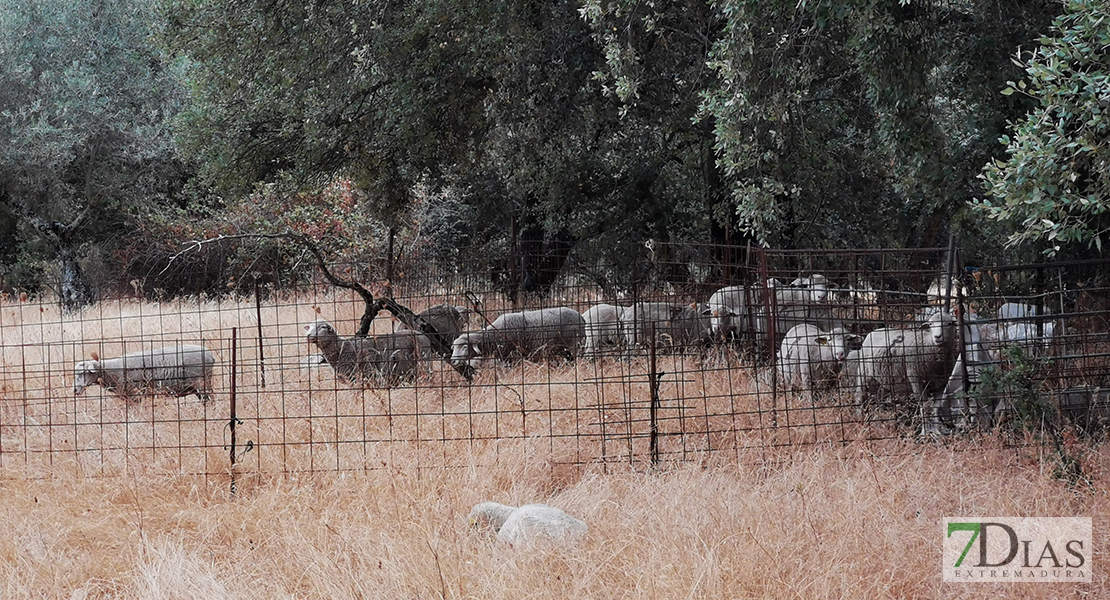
73,344 -> 217,404
468,501 -> 588,544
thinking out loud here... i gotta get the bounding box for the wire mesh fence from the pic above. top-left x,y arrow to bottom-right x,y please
1,243 -> 1108,482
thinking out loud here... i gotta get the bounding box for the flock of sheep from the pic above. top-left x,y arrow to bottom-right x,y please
70,272 -> 1060,434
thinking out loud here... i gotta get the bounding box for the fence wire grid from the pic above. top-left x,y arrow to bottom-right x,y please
1,244 -> 1109,482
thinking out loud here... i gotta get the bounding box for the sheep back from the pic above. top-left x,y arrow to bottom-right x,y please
371,330 -> 433,384
582,303 -> 626,357
452,307 -> 584,366
749,278 -> 835,350
854,312 -> 959,409
406,304 -> 468,351
621,302 -> 709,350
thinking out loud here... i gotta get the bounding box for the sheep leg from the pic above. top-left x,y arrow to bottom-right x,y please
853,369 -> 869,416
801,368 -> 818,405
911,377 -> 949,436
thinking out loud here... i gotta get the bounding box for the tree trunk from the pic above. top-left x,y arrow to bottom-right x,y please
57,244 -> 92,311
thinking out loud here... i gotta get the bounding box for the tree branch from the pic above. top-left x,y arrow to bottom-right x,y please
167,231 -> 474,380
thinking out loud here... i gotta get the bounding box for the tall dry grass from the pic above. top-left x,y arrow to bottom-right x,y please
1,438 -> 1106,599
0,293 -> 1107,598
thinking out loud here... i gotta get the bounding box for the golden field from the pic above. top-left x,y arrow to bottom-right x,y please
0,291 -> 1106,598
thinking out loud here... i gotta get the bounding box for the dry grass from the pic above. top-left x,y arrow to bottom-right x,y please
1,439 -> 1106,599
1,292 -> 1107,598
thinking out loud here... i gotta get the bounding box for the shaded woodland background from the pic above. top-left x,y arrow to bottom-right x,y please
2,0 -> 1109,308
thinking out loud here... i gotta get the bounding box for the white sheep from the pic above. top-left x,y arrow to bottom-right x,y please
703,278 -> 784,341
450,307 -> 585,369
705,285 -> 749,340
777,324 -> 860,401
581,303 -> 627,358
73,344 -> 217,404
305,320 -> 431,386
926,275 -> 969,307
468,501 -> 588,544
620,301 -> 711,351
996,302 -> 1057,355
748,274 -> 835,349
938,306 -> 1057,429
854,311 -> 960,433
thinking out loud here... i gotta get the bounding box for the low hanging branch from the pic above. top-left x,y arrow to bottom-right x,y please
165,231 -> 474,380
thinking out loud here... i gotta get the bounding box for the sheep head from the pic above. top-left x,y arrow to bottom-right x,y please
304,320 -> 337,345
450,333 -> 482,368
925,311 -> 957,346
73,360 -> 101,395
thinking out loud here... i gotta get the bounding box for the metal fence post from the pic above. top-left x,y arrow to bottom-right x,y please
649,322 -> 660,466
254,279 -> 266,389
229,327 -> 238,496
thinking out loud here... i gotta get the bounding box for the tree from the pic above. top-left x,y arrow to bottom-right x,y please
585,0 -> 1058,253
165,0 -> 499,220
0,0 -> 186,308
978,0 -> 1110,255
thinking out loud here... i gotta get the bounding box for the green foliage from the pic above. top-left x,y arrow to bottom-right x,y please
165,0 -> 501,222
694,0 -> 1058,250
0,0 -> 1083,300
979,0 -> 1110,255
974,344 -> 1092,487
975,344 -> 1051,432
0,0 -> 186,301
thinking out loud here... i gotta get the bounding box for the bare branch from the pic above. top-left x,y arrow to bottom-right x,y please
168,231 -> 474,380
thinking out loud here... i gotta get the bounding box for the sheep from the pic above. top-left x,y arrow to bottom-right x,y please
937,306 -> 1059,430
996,302 -> 1057,355
854,311 -> 960,433
620,301 -> 711,352
705,285 -> 749,341
789,274 -> 831,301
581,303 -> 627,358
302,353 -> 329,377
449,307 -> 585,369
703,278 -> 784,341
747,274 -> 835,350
73,344 -> 217,404
468,501 -> 588,544
371,330 -> 434,384
926,275 -> 969,307
402,303 -> 469,351
777,324 -> 860,401
304,320 -> 432,386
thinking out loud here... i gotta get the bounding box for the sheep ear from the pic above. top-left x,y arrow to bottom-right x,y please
90,351 -> 99,361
